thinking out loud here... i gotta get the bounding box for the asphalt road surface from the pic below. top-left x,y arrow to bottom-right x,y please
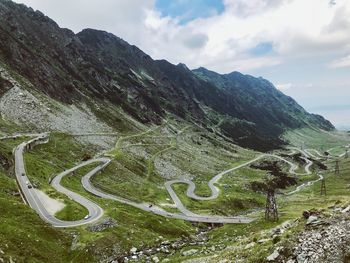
13,133 -> 104,227
8,132 -> 345,227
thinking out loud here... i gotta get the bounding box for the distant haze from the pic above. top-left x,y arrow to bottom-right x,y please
310,107 -> 350,130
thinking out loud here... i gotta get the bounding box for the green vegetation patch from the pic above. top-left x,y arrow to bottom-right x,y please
0,171 -> 94,263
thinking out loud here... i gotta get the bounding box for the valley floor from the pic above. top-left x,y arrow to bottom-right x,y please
0,120 -> 350,262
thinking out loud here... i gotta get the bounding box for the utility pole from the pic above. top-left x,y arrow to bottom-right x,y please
335,160 -> 340,175
320,177 -> 326,196
265,188 -> 278,222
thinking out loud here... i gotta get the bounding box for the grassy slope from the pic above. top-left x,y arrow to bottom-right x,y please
2,120 -> 350,262
172,129 -> 350,262
0,137 -> 94,262
92,123 -> 265,216
0,172 -> 94,262
23,133 -> 92,221
0,129 -> 196,261
205,156 -> 350,263
284,127 -> 350,151
16,132 -> 196,258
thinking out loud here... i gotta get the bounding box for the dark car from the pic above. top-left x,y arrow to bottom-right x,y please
26,181 -> 32,189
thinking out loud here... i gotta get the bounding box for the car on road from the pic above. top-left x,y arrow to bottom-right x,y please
84,215 -> 91,220
21,172 -> 25,176
26,181 -> 33,189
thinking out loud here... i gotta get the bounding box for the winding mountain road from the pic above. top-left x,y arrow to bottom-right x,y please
303,146 -> 349,159
82,168 -> 253,223
79,150 -> 316,223
13,133 -> 104,227
6,131 -> 344,227
164,153 -> 313,216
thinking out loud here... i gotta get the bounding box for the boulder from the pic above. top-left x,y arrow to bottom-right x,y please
266,249 -> 280,261
306,216 -> 318,225
296,253 -> 307,263
152,256 -> 159,263
341,206 -> 350,213
244,242 -> 255,249
182,249 -> 198,256
258,238 -> 270,244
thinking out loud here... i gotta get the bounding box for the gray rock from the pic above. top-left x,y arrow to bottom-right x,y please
267,249 -> 280,261
152,256 -> 159,263
244,242 -> 255,249
130,247 -> 137,254
258,238 -> 270,244
87,217 -> 117,232
341,206 -> 350,213
296,253 -> 307,263
306,216 -> 318,225
182,249 -> 198,256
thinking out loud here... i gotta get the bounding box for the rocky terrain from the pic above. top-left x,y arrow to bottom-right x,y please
285,207 -> 350,263
0,65 -> 115,148
176,205 -> 350,263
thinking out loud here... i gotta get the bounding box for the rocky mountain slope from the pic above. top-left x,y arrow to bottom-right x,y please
0,0 -> 334,151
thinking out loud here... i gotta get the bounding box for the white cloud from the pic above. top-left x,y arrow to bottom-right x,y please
143,0 -> 350,72
13,0 -> 155,45
329,54 -> 350,68
223,0 -> 290,18
276,83 -> 292,90
13,0 -> 350,74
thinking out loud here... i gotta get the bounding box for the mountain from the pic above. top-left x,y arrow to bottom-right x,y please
0,0 -> 334,151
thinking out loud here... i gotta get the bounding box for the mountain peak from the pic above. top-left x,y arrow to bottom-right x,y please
177,63 -> 190,71
77,28 -> 129,48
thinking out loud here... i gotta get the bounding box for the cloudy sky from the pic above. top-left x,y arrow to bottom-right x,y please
13,0 -> 350,129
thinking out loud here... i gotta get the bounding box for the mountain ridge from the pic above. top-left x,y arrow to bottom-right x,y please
0,0 -> 334,151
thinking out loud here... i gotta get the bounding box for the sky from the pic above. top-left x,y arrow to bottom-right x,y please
13,0 -> 350,129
